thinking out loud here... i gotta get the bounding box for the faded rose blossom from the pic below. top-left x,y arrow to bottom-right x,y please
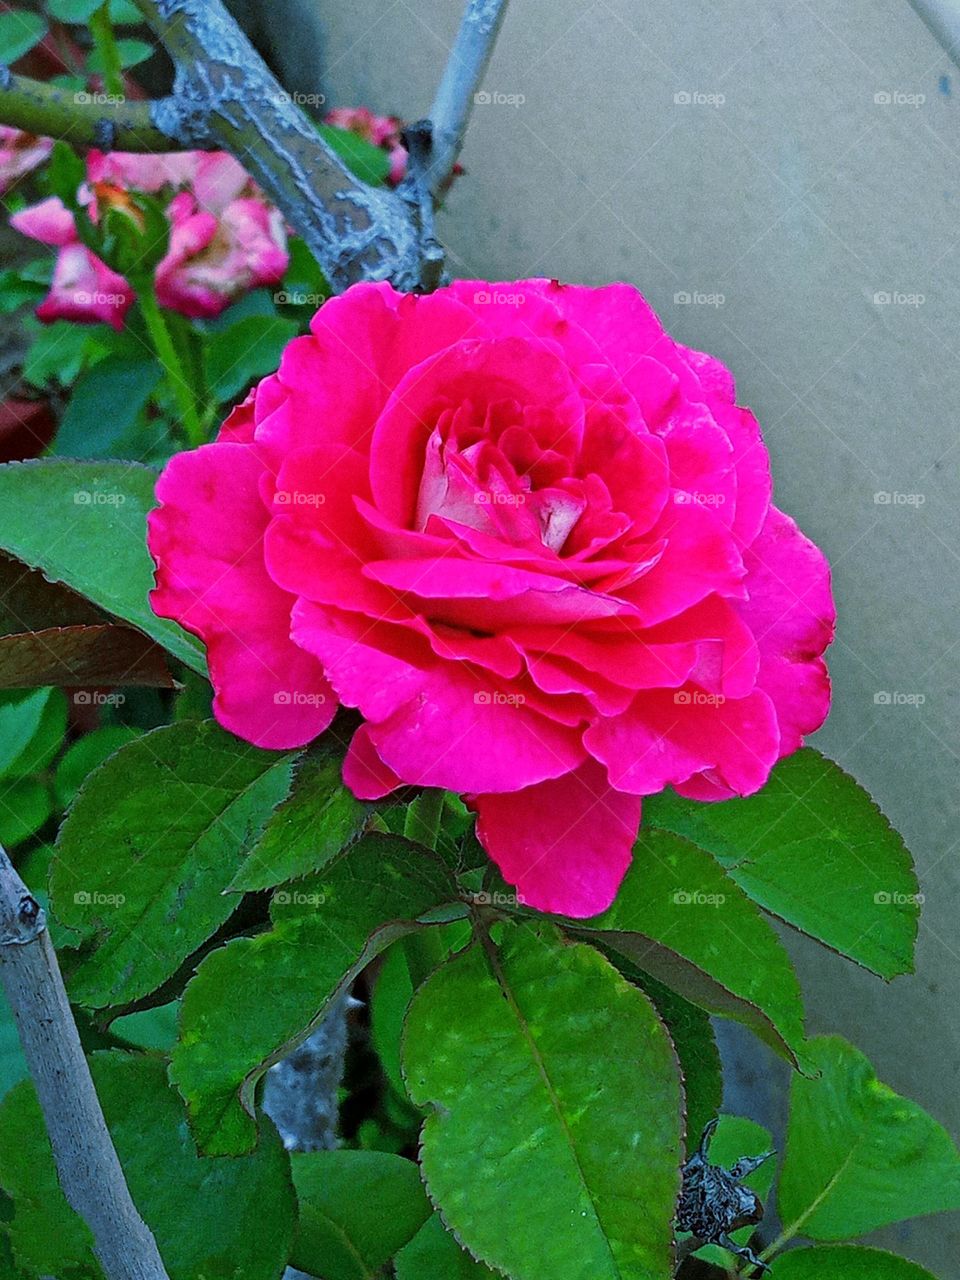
12,149 -> 287,325
154,189 -> 288,319
9,196 -> 134,330
325,106 -> 408,185
148,280 -> 835,918
0,126 -> 52,194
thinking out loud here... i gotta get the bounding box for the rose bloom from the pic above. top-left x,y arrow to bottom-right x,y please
12,150 -> 287,325
0,126 -> 52,194
148,280 -> 834,916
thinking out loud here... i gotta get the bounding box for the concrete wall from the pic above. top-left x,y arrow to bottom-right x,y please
321,1 -> 960,1270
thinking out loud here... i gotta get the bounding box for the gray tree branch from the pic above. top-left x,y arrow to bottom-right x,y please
0,845 -> 169,1280
906,0 -> 960,67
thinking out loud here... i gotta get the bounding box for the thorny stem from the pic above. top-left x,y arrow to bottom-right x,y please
0,844 -> 169,1280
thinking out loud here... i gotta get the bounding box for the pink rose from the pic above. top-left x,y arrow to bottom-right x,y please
0,126 -> 52,194
9,195 -> 134,330
148,280 -> 834,917
325,106 -> 408,186
154,190 -> 288,320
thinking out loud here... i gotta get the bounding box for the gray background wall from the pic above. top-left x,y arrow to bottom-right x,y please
320,2 -> 960,1271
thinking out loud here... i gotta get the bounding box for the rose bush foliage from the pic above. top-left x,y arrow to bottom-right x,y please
147,279 -> 834,916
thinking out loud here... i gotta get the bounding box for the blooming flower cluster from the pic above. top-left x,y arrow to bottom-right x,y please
149,279 -> 835,918
11,149 -> 288,328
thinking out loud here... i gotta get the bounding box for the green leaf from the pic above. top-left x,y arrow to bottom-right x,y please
692,1116 -> 775,1269
56,355 -> 162,458
644,750 -> 919,979
289,1150 -> 431,1278
46,0 -> 101,20
0,1051 -> 295,1279
770,1246 -> 938,1279
403,921 -> 683,1280
0,460 -> 206,673
0,625 -> 173,690
0,688 -> 59,777
171,832 -> 459,1154
0,777 -> 52,847
778,1035 -> 960,1240
396,1214 -> 498,1279
0,10 -> 47,64
317,122 -> 391,186
204,314 -> 298,402
53,725 -> 139,808
371,940 -> 416,1101
51,720 -> 296,1007
627,968 -> 722,1155
229,748 -> 369,891
86,36 -> 151,70
111,999 -> 178,1051
574,828 -> 809,1068
22,319 -> 92,386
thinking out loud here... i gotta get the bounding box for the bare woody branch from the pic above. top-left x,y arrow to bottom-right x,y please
426,0 -> 510,199
0,845 -> 170,1280
0,0 -> 509,290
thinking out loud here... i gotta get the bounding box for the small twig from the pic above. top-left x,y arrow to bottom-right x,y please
906,0 -> 960,69
425,0 -> 511,199
0,845 -> 169,1280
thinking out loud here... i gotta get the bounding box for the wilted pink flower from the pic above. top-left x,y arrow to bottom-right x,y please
9,196 -> 133,330
0,126 -> 52,194
154,189 -> 288,319
325,106 -> 408,186
12,148 -> 287,325
148,280 -> 835,917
